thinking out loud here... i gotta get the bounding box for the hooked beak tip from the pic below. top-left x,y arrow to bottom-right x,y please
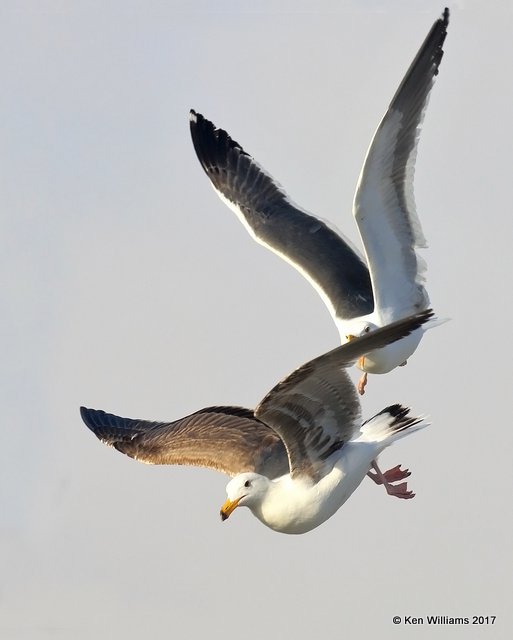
220,496 -> 241,521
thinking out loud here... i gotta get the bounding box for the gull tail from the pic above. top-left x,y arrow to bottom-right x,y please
355,404 -> 428,445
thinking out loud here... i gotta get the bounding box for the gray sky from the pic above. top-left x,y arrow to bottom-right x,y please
2,1 -> 513,638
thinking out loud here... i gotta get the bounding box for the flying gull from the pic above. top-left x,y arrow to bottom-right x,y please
189,8 -> 449,395
81,310 -> 433,535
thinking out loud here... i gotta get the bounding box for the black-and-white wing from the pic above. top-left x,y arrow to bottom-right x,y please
255,309 -> 433,481
353,8 -> 449,322
190,110 -> 373,322
80,405 -> 288,479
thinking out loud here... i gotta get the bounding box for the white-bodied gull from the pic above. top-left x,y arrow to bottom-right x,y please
81,310 -> 433,534
189,8 -> 449,395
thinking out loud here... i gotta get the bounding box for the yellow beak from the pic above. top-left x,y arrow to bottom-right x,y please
220,496 -> 242,521
345,334 -> 357,342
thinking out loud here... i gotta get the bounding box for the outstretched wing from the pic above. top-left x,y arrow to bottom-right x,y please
190,109 -> 373,322
80,405 -> 288,479
353,8 -> 449,322
255,309 -> 433,481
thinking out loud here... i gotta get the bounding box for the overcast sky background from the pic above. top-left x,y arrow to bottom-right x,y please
2,1 -> 512,638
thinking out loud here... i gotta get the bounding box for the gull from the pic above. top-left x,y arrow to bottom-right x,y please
80,310 -> 433,535
189,8 -> 449,395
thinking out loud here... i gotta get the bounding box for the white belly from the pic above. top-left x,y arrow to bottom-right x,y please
254,444 -> 378,535
357,328 -> 423,374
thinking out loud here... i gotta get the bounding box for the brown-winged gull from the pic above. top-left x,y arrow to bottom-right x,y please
189,8 -> 449,396
80,310 -> 433,535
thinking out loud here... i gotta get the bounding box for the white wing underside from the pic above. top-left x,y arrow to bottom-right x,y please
353,107 -> 430,326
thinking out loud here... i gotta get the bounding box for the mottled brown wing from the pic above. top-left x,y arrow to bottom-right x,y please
256,310 -> 433,480
80,405 -> 288,479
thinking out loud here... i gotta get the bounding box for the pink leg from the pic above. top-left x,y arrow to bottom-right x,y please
367,461 -> 415,499
357,371 -> 368,395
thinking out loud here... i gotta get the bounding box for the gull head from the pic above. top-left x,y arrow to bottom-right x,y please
345,318 -> 379,343
220,473 -> 271,521
345,320 -> 379,373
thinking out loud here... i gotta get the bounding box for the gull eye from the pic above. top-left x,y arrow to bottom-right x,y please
364,326 -> 370,333
244,480 -> 251,488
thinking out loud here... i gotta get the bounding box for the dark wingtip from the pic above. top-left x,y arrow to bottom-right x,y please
189,110 -> 249,171
421,307 -> 434,322
79,405 -> 105,436
410,308 -> 435,332
80,405 -> 97,430
432,8 -> 450,76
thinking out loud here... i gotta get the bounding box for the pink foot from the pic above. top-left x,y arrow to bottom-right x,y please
357,372 -> 368,396
367,464 -> 411,485
385,482 -> 415,500
367,461 -> 416,500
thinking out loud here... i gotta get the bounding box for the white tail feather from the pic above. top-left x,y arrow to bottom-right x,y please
355,404 -> 428,445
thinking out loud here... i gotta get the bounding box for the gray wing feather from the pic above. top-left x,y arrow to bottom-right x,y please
80,405 -> 288,479
190,110 -> 373,321
353,9 -> 449,320
255,309 -> 433,480
385,7 -> 449,237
